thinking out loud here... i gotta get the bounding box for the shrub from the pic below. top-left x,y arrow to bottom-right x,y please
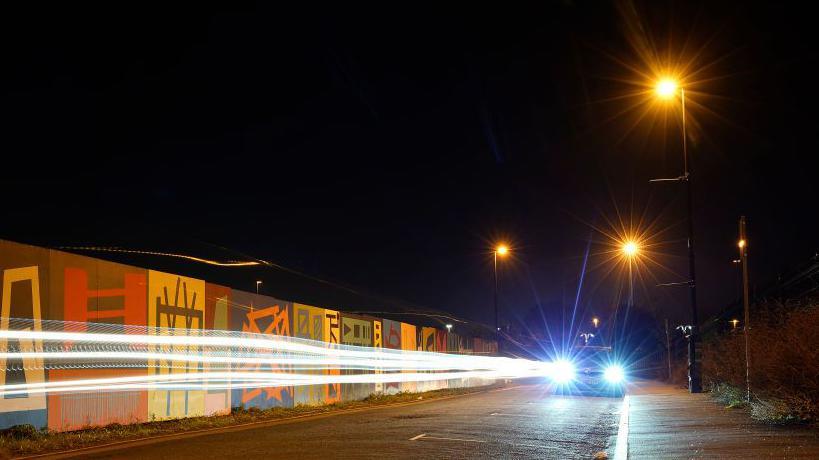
701,301 -> 819,424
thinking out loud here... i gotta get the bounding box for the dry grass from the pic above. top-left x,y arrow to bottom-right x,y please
701,301 -> 819,425
0,384 -> 500,459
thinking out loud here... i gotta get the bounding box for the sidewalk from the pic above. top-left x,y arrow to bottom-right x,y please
626,381 -> 819,459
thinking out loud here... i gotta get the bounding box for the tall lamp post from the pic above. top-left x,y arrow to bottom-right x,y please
493,244 -> 509,333
617,240 -> 639,351
738,217 -> 751,402
622,240 -> 639,308
653,78 -> 702,393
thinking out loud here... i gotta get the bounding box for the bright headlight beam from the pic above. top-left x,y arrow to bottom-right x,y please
549,359 -> 576,384
603,365 -> 625,384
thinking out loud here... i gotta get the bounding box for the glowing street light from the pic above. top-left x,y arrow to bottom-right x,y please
493,244 -> 510,332
655,78 -> 679,99
730,319 -> 739,329
255,280 -> 262,295
620,239 -> 640,323
622,241 -> 640,258
592,317 -> 599,328
445,324 -> 453,333
738,239 -> 746,249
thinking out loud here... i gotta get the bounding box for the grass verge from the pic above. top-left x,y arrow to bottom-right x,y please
0,384 -> 503,459
707,381 -> 812,426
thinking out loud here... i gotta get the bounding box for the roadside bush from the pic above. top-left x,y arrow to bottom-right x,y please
701,300 -> 819,424
1,425 -> 42,440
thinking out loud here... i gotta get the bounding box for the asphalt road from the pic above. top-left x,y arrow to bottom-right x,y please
69,383 -> 623,459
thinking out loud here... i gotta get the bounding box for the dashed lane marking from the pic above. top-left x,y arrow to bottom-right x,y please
413,434 -> 486,443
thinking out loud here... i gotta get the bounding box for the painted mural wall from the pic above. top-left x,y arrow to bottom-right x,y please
0,239 -> 497,431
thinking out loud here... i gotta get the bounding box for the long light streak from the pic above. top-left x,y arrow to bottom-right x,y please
58,247 -> 261,267
0,352 -> 515,371
0,319 -> 552,397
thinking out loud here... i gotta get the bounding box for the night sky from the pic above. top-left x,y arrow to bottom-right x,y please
3,2 -> 818,333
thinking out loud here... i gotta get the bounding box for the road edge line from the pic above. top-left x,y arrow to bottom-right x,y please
613,395 -> 630,460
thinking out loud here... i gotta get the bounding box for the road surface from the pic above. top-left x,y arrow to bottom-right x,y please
66,383 -> 623,459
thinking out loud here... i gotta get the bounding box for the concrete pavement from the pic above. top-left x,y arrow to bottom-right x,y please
627,380 -> 819,459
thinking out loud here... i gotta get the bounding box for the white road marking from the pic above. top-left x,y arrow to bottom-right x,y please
421,435 -> 486,443
490,412 -> 539,417
613,395 -> 630,460
490,385 -> 524,392
409,433 -> 427,441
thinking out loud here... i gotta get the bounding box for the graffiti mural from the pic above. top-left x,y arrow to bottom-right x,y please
340,314 -> 373,401
0,256 -> 48,429
422,327 -> 436,352
203,283 -> 231,416
47,369 -> 147,431
147,270 -> 206,421
54,254 -> 147,327
230,291 -> 293,409
400,322 -> 417,393
0,239 -> 500,431
47,254 -> 149,431
372,319 -> 383,393
341,315 -> 372,347
292,303 -> 325,406
205,283 -> 230,331
381,319 -> 402,394
323,309 -> 342,403
435,329 -> 447,353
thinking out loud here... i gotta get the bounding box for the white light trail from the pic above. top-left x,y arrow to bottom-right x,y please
0,319 -> 551,397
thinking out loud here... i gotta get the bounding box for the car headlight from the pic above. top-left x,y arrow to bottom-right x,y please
550,359 -> 576,384
603,365 -> 625,384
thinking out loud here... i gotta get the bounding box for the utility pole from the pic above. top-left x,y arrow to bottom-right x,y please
681,89 -> 702,393
494,250 -> 499,333
739,216 -> 751,402
665,318 -> 673,381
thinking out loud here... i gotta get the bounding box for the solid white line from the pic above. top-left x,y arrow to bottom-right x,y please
490,412 -> 539,418
613,395 -> 630,460
409,433 -> 427,441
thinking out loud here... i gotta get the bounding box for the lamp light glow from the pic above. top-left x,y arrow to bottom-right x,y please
655,79 -> 678,99
622,241 -> 639,258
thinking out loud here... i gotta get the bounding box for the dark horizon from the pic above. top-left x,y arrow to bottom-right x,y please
3,1 -> 818,332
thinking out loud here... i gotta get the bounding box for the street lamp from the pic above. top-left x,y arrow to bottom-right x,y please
621,241 -> 639,258
446,324 -> 453,333
621,240 -> 639,304
592,317 -> 599,328
655,78 -> 678,99
493,244 -> 509,332
652,77 -> 702,393
255,280 -> 262,295
616,239 -> 640,352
